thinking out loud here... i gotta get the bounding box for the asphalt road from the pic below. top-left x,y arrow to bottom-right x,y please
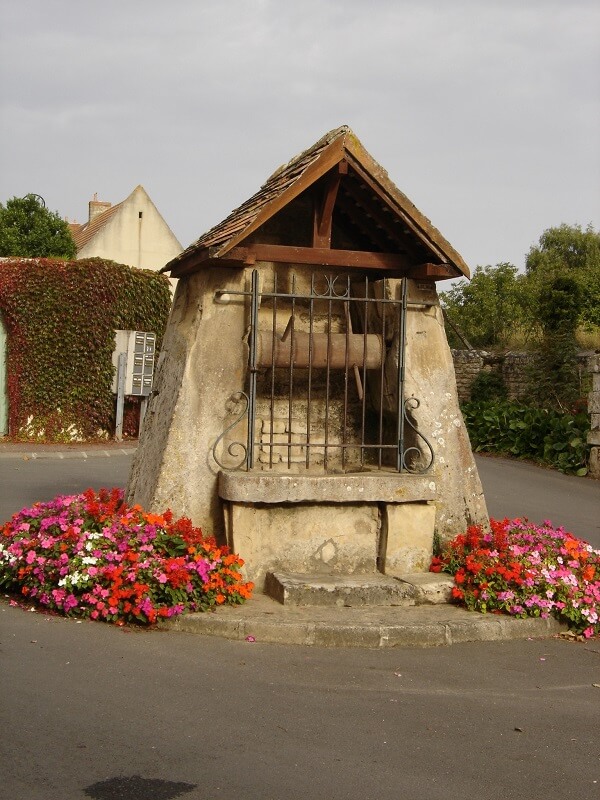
475,455 -> 599,547
1,453 -> 599,800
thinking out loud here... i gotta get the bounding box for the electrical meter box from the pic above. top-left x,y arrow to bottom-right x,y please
112,330 -> 156,396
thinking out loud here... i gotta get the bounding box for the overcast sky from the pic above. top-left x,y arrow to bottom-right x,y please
1,0 -> 598,276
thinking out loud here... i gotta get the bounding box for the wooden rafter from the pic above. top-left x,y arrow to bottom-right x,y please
312,161 -> 347,248
334,193 -> 402,254
345,154 -> 449,265
338,179 -> 423,257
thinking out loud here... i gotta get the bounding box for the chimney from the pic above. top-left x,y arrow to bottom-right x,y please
89,193 -> 111,223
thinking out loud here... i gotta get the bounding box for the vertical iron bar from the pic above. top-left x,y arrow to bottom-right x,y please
378,280 -> 386,469
247,269 -> 260,470
324,278 -> 332,470
269,271 -> 277,469
288,273 -> 296,469
342,275 -> 350,471
306,273 -> 315,469
360,275 -> 368,469
397,278 -> 408,472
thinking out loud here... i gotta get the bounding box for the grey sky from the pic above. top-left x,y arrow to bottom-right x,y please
1,0 -> 598,275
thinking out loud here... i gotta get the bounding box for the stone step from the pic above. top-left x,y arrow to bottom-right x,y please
265,571 -> 455,608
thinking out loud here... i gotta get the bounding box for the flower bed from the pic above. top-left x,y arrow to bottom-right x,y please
0,488 -> 253,625
431,519 -> 600,638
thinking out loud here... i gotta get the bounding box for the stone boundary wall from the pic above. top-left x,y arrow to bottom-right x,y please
452,350 -> 596,404
588,355 -> 600,479
452,349 -> 600,479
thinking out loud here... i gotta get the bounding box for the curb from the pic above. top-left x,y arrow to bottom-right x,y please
0,447 -> 137,461
163,594 -> 567,648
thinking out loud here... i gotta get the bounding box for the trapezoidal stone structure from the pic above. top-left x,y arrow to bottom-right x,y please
127,126 -> 489,590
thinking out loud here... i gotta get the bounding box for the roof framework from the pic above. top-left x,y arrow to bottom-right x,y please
166,126 -> 470,281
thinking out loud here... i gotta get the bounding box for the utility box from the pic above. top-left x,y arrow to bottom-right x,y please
112,330 -> 156,396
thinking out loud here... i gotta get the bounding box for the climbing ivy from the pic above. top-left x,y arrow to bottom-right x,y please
0,257 -> 171,441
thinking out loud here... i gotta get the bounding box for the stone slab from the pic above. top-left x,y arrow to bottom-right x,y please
265,571 -> 416,607
384,502 -> 436,573
218,471 -> 436,504
393,572 -> 455,604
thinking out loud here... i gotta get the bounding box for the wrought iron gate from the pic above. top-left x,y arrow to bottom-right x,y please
213,270 -> 434,474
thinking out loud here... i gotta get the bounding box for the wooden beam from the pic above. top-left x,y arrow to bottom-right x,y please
312,163 -> 346,248
222,244 -> 411,272
406,262 -> 459,280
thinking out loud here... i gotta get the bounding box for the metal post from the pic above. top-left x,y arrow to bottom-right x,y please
139,397 -> 148,436
115,352 -> 127,442
247,270 -> 260,470
397,278 -> 408,471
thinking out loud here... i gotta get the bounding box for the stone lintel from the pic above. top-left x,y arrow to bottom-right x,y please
218,471 -> 436,504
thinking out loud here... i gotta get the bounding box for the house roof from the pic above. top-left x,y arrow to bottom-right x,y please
70,201 -> 124,251
165,126 -> 470,281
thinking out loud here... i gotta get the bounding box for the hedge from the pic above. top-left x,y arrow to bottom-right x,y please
462,400 -> 590,476
0,257 -> 171,441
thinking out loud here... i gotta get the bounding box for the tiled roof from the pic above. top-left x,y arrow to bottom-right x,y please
186,126 -> 346,256
71,202 -> 123,251
165,126 -> 469,278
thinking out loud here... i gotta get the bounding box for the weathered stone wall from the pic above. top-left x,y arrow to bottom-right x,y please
588,355 -> 600,479
452,349 -> 594,403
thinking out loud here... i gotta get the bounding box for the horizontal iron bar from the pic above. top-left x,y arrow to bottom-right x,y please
215,289 -> 435,307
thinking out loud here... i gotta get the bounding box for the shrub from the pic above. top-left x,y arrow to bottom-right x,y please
431,519 -> 600,638
469,371 -> 507,403
462,400 -> 589,475
0,489 -> 253,625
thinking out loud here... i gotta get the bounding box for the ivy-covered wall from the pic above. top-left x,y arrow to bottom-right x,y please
0,257 -> 171,441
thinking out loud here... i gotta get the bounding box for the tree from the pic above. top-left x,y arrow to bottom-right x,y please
440,263 -> 534,349
0,194 -> 77,259
528,276 -> 582,411
526,223 -> 600,329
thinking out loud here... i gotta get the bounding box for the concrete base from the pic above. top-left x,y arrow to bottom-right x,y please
164,593 -> 567,648
221,472 -> 439,590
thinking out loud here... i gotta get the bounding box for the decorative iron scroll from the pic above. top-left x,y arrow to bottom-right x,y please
212,391 -> 249,471
311,272 -> 352,299
400,397 -> 435,474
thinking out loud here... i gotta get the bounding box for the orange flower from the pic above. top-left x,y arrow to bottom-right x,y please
582,564 -> 595,582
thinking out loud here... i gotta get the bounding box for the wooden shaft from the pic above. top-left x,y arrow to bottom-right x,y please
256,331 -> 383,369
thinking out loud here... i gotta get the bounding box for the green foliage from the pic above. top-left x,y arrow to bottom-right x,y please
526,223 -> 600,329
0,195 -> 77,259
469,371 -> 507,403
462,400 -> 590,475
441,263 -> 535,349
442,225 -> 600,349
0,257 -> 171,440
